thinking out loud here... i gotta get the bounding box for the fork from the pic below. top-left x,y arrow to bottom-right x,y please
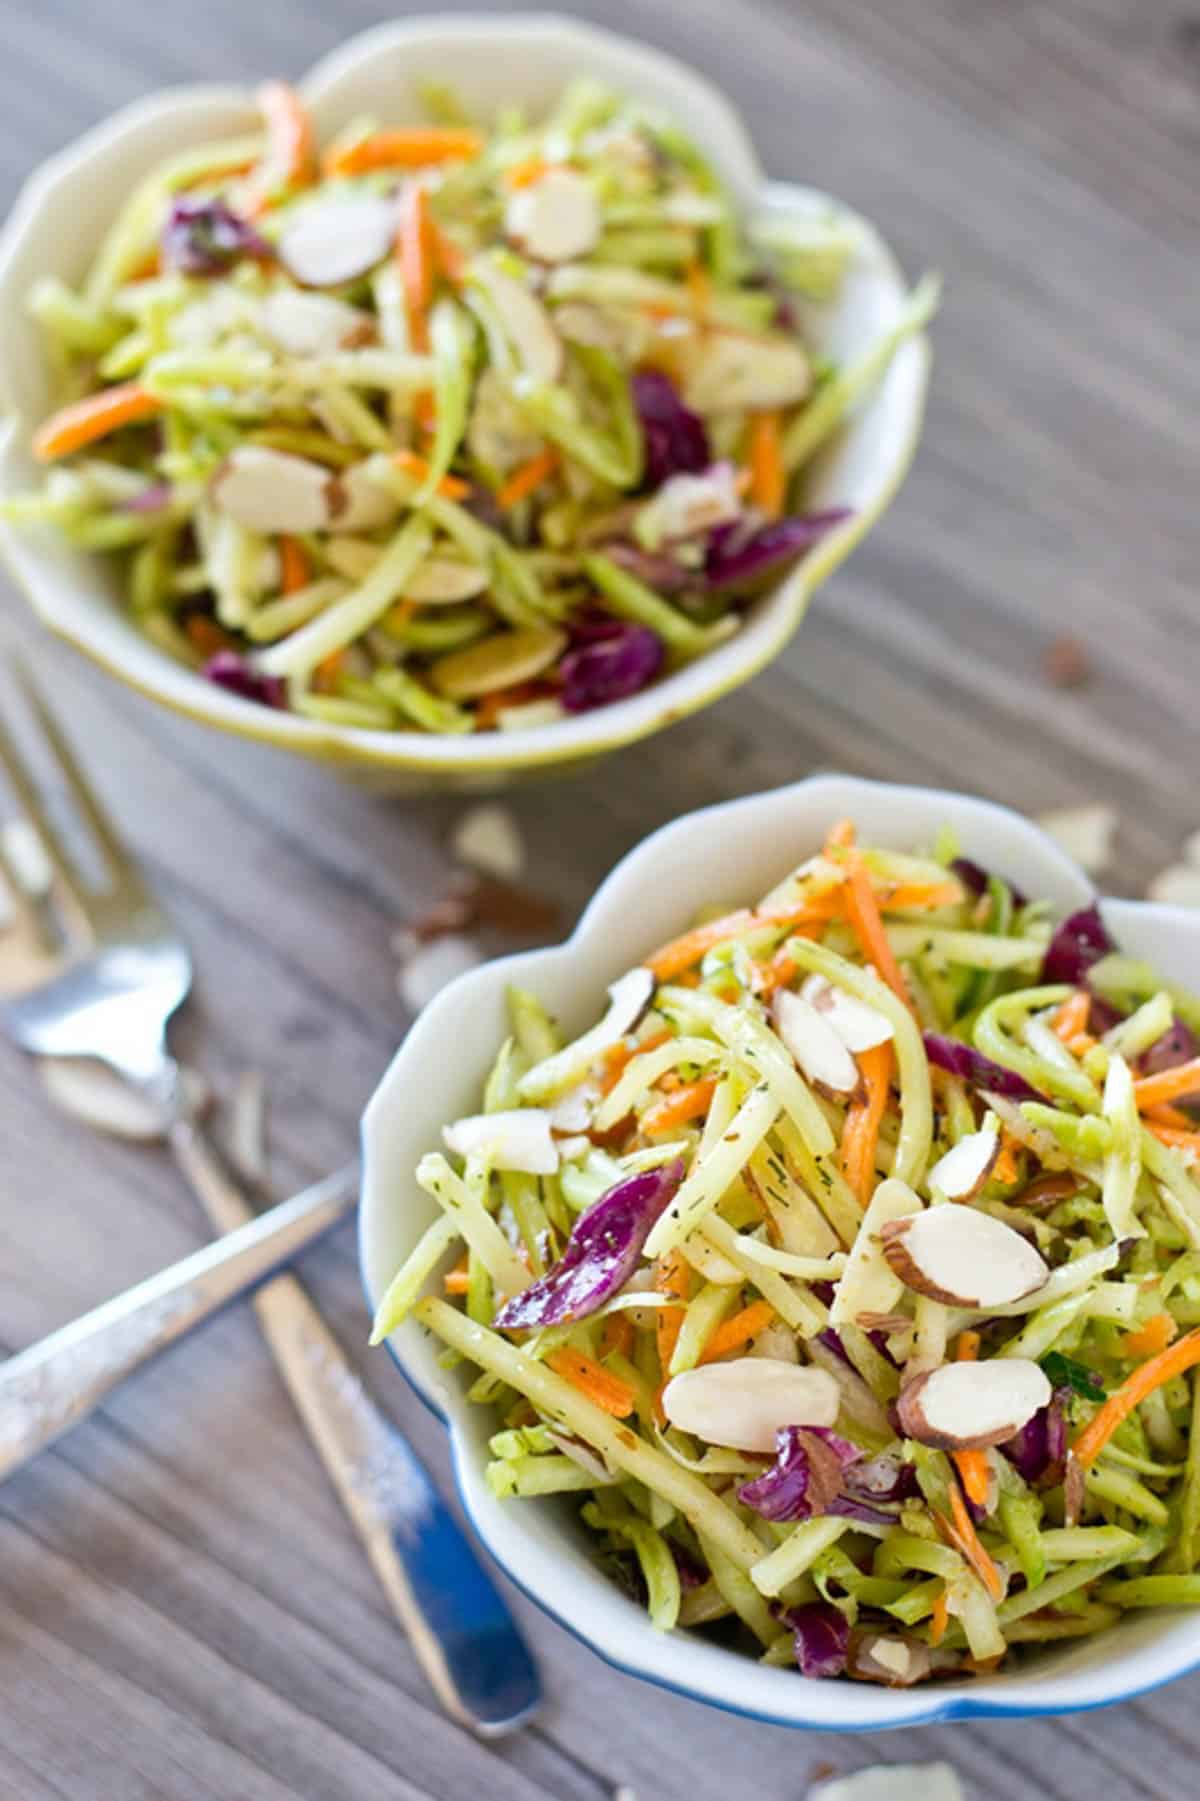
0,656 -> 540,1737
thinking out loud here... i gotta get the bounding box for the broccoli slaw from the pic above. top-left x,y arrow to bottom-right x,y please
373,820 -> 1200,1686
6,77 -> 935,733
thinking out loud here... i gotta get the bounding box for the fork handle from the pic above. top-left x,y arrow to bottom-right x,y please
0,1167 -> 357,1483
166,1115 -> 542,1737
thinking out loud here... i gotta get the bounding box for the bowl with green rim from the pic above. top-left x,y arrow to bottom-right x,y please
0,14 -> 932,790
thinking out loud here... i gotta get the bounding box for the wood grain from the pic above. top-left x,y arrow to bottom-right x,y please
1,1 -> 1198,1795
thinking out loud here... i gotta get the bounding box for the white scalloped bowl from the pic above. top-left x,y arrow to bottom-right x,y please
0,15 -> 931,789
360,773 -> 1200,1729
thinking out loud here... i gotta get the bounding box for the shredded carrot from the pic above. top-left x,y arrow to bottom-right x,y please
1073,1327 -> 1200,1469
945,1485 -> 1003,1601
504,155 -> 551,189
699,1299 -> 775,1364
1147,1102 -> 1197,1131
278,534 -> 310,595
747,410 -> 786,518
645,900 -> 836,983
840,846 -> 912,1009
1134,1059 -> 1200,1112
841,1041 -> 893,1205
992,1132 -> 1021,1187
599,1314 -> 635,1360
1066,1031 -> 1099,1059
642,1077 -> 719,1136
878,880 -> 969,912
324,127 -> 483,177
1149,1124 -> 1200,1155
1051,991 -> 1091,1042
598,1029 -> 673,1096
242,80 -> 315,213
391,449 -> 470,499
32,383 -> 162,463
183,616 -> 233,658
496,447 -> 560,510
432,223 -> 466,285
951,1334 -> 991,1510
312,649 -> 345,693
684,259 -> 711,317
545,1348 -> 636,1417
825,818 -> 857,852
755,948 -> 798,998
397,183 -> 436,356
929,1589 -> 949,1647
443,1256 -> 470,1295
1122,1312 -> 1177,1359
654,1250 -> 691,1389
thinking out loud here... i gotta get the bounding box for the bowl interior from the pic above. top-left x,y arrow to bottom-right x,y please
361,773 -> 1200,1727
0,14 -> 928,774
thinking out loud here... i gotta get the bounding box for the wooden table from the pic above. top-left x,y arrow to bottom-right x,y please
1,3 -> 1196,1796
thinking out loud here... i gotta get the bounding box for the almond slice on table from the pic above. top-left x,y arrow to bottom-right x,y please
442,1107 -> 559,1174
772,989 -> 863,1100
1034,803 -> 1116,876
277,193 -> 395,287
258,290 -> 373,356
504,168 -> 601,263
212,446 -> 338,533
800,973 -> 894,1053
451,803 -> 526,882
896,1357 -> 1051,1450
925,1125 -> 1000,1201
661,1357 -> 838,1452
430,625 -> 567,699
1147,866 -> 1200,909
881,1204 -> 1048,1308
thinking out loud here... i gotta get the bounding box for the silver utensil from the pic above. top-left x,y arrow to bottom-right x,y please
0,657 -> 540,1736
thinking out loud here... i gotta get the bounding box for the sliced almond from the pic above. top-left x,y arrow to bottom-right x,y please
451,803 -> 526,881
547,1082 -> 599,1135
442,1107 -> 559,1175
800,973 -> 894,1053
469,257 -> 563,382
848,1634 -> 933,1688
926,1126 -> 1000,1201
403,558 -> 491,605
746,1318 -> 800,1363
397,935 -> 484,1012
212,446 -> 336,533
1148,866 -> 1200,909
277,193 -> 395,288
326,460 -> 401,534
771,989 -> 862,1100
881,1206 -> 1048,1308
661,1357 -> 838,1452
258,290 -> 373,356
896,1357 -> 1051,1450
505,168 -> 601,263
680,331 -> 811,414
430,626 -> 566,700
636,464 -> 742,549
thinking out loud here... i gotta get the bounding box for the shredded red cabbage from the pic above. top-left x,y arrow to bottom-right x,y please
492,1160 -> 685,1330
560,621 -> 664,713
779,1601 -> 851,1679
203,650 -> 286,709
951,856 -> 1027,909
162,198 -> 270,276
1002,1388 -> 1068,1485
739,1427 -> 902,1527
600,541 -> 692,594
1041,903 -> 1115,986
923,1032 -> 1049,1103
704,510 -> 852,592
631,370 -> 710,489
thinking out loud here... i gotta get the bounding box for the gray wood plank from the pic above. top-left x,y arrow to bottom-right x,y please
2,0 -> 1200,1796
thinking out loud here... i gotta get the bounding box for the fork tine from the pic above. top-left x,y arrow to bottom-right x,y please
0,697 -> 91,908
10,656 -> 139,889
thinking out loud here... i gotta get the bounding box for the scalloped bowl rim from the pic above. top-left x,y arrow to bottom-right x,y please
0,12 -> 930,774
360,772 -> 1200,1729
